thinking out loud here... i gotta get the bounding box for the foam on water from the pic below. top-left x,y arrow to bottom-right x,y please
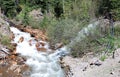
10,27 -> 65,77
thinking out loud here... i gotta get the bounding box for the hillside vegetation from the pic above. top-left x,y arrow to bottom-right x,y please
0,0 -> 120,57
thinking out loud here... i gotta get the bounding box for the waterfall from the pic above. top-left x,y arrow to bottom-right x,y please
10,27 -> 65,77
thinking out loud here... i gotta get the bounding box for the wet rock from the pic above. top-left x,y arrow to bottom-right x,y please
35,41 -> 46,48
35,41 -> 47,52
10,54 -> 17,59
18,37 -> 24,43
16,57 -> 26,65
35,42 -> 40,48
29,39 -> 32,46
36,47 -> 47,52
39,42 -> 45,46
7,64 -> 30,77
11,43 -> 17,47
0,50 -> 8,60
1,47 -> 9,54
21,65 -> 31,77
11,49 -> 17,55
10,32 -> 15,40
55,42 -> 63,49
23,27 -> 47,41
63,65 -> 73,77
59,57 -> 73,77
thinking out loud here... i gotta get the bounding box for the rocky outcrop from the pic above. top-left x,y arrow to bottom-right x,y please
29,9 -> 44,21
0,14 -> 12,39
0,14 -> 31,77
0,13 -> 13,54
19,26 -> 48,41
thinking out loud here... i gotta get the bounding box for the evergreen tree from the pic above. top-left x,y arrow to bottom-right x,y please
0,0 -> 21,18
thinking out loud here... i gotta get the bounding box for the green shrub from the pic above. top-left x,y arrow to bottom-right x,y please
0,35 -> 14,50
47,19 -> 86,46
26,15 -> 52,30
70,32 -> 102,57
114,25 -> 120,37
1,35 -> 11,46
100,55 -> 107,61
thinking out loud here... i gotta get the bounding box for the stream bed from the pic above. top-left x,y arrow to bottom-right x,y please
10,27 -> 66,77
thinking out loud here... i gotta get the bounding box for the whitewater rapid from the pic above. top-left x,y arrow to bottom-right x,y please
10,27 -> 66,77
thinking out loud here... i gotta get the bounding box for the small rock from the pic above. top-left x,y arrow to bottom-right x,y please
39,42 -> 45,46
90,63 -> 94,65
55,42 -> 63,49
118,61 -> 120,63
11,43 -> 17,47
17,57 -> 25,65
9,55 -> 16,60
110,72 -> 114,75
0,51 -> 8,60
10,33 -> 15,40
94,60 -> 102,66
90,59 -> 102,66
82,67 -> 87,71
11,61 -> 17,65
36,47 -> 47,52
28,39 -> 32,46
18,37 -> 24,43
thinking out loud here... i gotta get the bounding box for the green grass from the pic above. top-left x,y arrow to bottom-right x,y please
100,55 -> 107,61
1,35 -> 11,46
0,35 -> 14,50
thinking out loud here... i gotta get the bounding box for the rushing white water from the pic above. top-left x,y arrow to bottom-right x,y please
10,27 -> 66,77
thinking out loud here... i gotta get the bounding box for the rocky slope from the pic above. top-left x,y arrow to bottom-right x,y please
63,49 -> 120,77
0,14 -> 12,41
0,13 -> 30,77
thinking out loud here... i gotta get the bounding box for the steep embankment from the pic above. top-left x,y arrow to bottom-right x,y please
0,14 -> 31,77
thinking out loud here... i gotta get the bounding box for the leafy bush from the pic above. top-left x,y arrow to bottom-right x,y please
47,19 -> 86,46
100,55 -> 107,61
23,15 -> 51,30
1,35 -> 11,46
0,0 -> 21,18
98,0 -> 120,20
114,25 -> 120,36
0,34 -> 14,50
70,29 -> 102,57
